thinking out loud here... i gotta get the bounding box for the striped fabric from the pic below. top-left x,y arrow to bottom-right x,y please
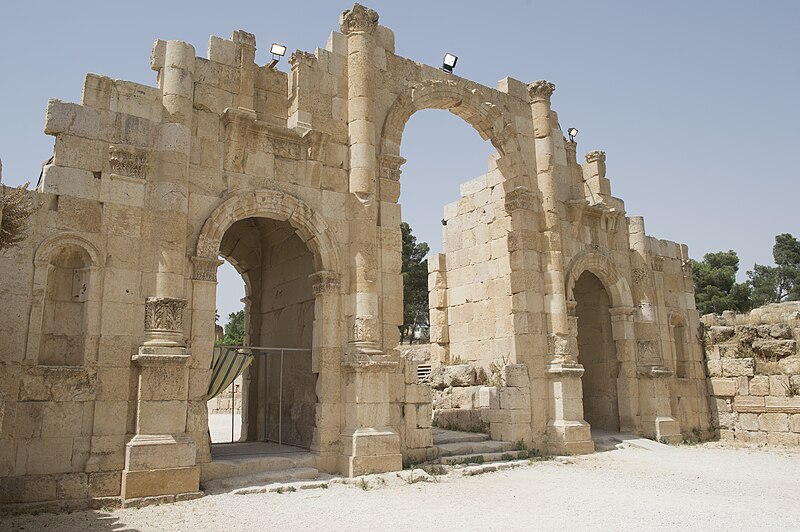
207,347 -> 253,400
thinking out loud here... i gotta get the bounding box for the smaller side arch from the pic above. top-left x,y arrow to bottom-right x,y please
564,251 -> 634,309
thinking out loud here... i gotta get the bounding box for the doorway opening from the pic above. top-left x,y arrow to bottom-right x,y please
574,271 -> 620,432
207,216 -> 316,453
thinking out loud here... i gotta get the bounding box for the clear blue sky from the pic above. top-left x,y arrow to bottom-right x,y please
1,1 -> 798,324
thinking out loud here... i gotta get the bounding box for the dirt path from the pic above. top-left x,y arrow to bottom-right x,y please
2,442 -> 799,531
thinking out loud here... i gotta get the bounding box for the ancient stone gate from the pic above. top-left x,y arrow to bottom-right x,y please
0,3 -> 709,510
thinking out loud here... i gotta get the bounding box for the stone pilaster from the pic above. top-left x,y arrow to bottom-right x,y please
427,253 -> 449,365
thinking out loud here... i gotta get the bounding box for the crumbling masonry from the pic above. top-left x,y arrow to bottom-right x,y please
0,4 -> 710,510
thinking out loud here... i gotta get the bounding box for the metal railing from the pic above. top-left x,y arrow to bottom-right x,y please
211,345 -> 312,448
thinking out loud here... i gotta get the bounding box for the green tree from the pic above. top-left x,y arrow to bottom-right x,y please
691,250 -> 751,315
0,181 -> 37,251
218,309 -> 245,345
400,222 -> 429,344
748,233 -> 800,306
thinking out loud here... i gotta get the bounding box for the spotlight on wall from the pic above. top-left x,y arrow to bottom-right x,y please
442,53 -> 458,73
567,127 -> 579,142
268,43 -> 287,69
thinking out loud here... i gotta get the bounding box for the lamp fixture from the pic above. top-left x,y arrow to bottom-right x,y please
442,53 -> 458,73
567,127 -> 578,142
268,43 -> 287,69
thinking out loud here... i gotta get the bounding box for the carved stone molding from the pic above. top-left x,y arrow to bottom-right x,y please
504,186 -> 535,212
196,235 -> 219,259
144,297 -> 186,333
378,154 -> 406,181
609,306 -> 636,319
527,80 -> 555,101
585,150 -> 606,164
310,270 -> 342,295
631,268 -> 650,286
191,256 -> 224,281
270,137 -> 303,160
109,146 -> 148,179
350,315 -> 378,343
636,340 -> 662,365
339,3 -> 379,35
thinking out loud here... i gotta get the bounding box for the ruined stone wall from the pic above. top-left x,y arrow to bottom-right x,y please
704,303 -> 800,445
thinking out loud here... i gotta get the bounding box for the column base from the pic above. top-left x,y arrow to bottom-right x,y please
546,420 -> 595,455
121,466 -> 200,503
339,427 -> 402,477
121,434 -> 198,501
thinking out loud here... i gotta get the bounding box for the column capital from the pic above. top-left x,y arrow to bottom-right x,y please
191,256 -> 224,282
585,150 -> 606,164
504,186 -> 535,212
527,80 -> 555,102
378,153 -> 406,181
340,3 -> 379,35
143,297 -> 187,347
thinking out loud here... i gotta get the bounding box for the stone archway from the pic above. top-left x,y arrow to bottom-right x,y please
564,251 -> 637,434
189,189 -> 343,469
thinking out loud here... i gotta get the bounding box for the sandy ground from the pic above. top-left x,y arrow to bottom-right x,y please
2,442 -> 799,531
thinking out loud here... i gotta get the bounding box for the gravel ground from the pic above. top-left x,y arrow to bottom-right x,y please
2,442 -> 799,531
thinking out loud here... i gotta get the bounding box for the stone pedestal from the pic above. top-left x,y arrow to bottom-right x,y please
638,366 -> 683,444
121,310 -> 200,504
545,362 -> 595,454
339,353 -> 402,476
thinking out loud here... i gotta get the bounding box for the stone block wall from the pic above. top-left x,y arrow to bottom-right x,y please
704,303 -> 800,445
399,357 -> 434,465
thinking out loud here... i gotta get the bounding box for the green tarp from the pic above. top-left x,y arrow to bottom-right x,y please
207,347 -> 253,400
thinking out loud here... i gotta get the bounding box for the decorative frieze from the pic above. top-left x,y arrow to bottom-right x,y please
271,137 -> 303,160
191,256 -> 223,282
109,146 -> 148,179
196,235 -> 219,259
144,297 -> 187,333
339,3 -> 379,34
632,268 -> 650,286
310,270 -> 342,295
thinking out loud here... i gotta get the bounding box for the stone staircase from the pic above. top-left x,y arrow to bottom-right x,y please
432,428 -> 521,464
201,444 -> 319,494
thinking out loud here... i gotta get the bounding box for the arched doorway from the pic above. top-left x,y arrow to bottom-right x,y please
574,271 -> 620,432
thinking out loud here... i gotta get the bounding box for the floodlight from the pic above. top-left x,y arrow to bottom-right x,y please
268,43 -> 287,69
442,53 -> 458,73
567,127 -> 578,142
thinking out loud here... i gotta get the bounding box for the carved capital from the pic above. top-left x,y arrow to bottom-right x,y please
109,146 -> 148,179
632,268 -> 650,286
289,50 -> 316,69
191,256 -> 223,281
340,4 -> 379,35
585,150 -> 606,164
504,186 -> 535,212
144,297 -> 186,333
310,270 -> 342,295
196,234 -> 219,260
527,80 -> 555,101
378,154 -> 406,181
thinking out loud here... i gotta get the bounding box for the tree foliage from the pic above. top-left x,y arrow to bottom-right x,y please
691,250 -> 751,315
400,222 -> 429,344
0,183 -> 37,251
748,233 -> 800,306
218,309 -> 245,346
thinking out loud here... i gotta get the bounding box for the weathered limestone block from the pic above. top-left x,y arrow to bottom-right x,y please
759,413 -> 789,432
770,323 -> 793,339
707,326 -> 735,343
752,339 -> 796,359
427,364 -> 479,390
708,378 -> 736,397
735,325 -> 758,343
749,376 -> 770,396
721,358 -> 754,377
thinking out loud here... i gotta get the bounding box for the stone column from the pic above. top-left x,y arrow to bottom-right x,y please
582,150 -> 611,205
338,3 -> 402,477
529,81 -> 593,454
122,40 -> 199,504
609,306 -> 640,433
341,3 -> 382,355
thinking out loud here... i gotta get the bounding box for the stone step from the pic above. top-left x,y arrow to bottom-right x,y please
432,428 -> 490,445
439,449 -> 528,465
201,452 -> 316,483
202,466 -> 320,493
435,439 -> 514,457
